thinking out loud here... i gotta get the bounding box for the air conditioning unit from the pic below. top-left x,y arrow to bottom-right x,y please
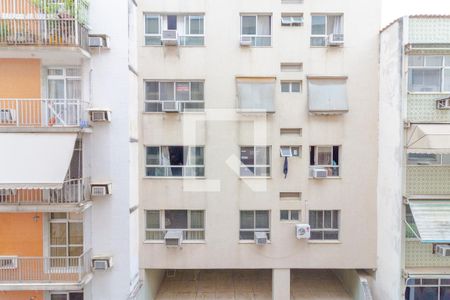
0,109 -> 16,123
91,183 -> 112,196
88,109 -> 111,122
312,168 -> 328,178
164,230 -> 183,247
240,36 -> 253,47
436,245 -> 450,256
295,224 -> 311,239
92,256 -> 113,271
328,33 -> 344,46
0,256 -> 17,269
88,34 -> 109,48
436,98 -> 450,110
162,101 -> 180,112
161,30 -> 178,46
255,232 -> 268,245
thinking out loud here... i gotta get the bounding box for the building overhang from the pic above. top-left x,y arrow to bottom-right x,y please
0,273 -> 93,291
406,124 -> 450,154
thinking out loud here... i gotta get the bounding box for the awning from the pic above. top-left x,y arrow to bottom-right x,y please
409,200 -> 450,243
407,125 -> 450,154
0,133 -> 77,189
307,77 -> 348,114
236,77 -> 276,112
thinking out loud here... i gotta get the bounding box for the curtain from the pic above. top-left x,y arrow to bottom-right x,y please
332,15 -> 342,34
48,79 -> 65,99
161,147 -> 172,176
257,16 -> 271,35
66,79 -> 81,100
146,211 -> 160,229
190,211 -> 204,229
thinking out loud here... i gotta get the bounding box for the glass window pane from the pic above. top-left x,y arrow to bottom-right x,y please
255,211 -> 269,228
255,147 -> 269,165
176,82 -> 190,101
317,147 -> 332,165
146,211 -> 160,229
409,69 -> 441,92
69,212 -> 83,221
146,82 -> 159,100
240,211 -> 254,229
242,16 -> 256,35
440,287 -> 450,300
165,210 -> 188,229
280,210 -> 289,220
51,213 -> 67,219
324,231 -> 339,240
310,231 -> 323,240
68,223 -> 83,244
291,210 -> 300,220
68,246 -> 83,257
145,16 -> 160,34
160,82 -> 174,100
445,69 -> 450,92
333,211 -> 339,229
66,79 -> 81,99
189,147 -> 204,165
190,211 -> 204,229
191,82 -> 204,100
240,231 -> 254,240
167,15 -> 177,30
409,56 -> 424,66
407,153 -> 440,165
311,16 -> 326,35
50,247 -> 67,257
445,56 -> 450,67
324,211 -> 332,228
69,292 -> 84,300
146,147 -> 160,165
189,16 -> 204,34
257,15 -> 271,35
425,56 -> 443,66
241,147 -> 255,165
48,79 -> 65,99
281,82 -> 290,92
51,223 -> 67,245
291,82 -> 301,92
443,154 -> 450,165
51,295 -> 68,300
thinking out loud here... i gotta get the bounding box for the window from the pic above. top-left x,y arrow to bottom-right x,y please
240,146 -> 271,177
309,210 -> 339,240
280,63 -> 303,72
280,146 -> 301,157
408,55 -> 450,92
309,146 -> 340,176
311,14 -> 343,46
405,278 -> 450,300
280,210 -> 300,221
307,78 -> 348,114
407,153 -> 450,166
281,14 -> 303,26
49,213 -> 83,267
281,81 -> 302,93
240,14 -> 272,46
240,210 -> 270,240
144,14 -> 205,46
236,77 -> 275,112
144,81 -> 205,112
145,146 -> 204,177
145,210 -> 205,241
51,292 -> 83,300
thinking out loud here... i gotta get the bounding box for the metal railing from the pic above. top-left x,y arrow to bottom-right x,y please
0,0 -> 89,49
0,249 -> 92,284
0,98 -> 88,128
0,178 -> 87,205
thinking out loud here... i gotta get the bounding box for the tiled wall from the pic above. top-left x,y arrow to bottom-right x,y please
408,93 -> 450,123
409,18 -> 450,44
406,166 -> 450,195
405,240 -> 450,267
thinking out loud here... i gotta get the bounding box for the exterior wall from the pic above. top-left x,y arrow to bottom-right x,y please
138,0 -> 379,271
0,59 -> 41,98
0,213 -> 43,256
406,166 -> 450,195
0,291 -> 43,300
405,240 -> 450,268
409,17 -> 450,44
407,93 -> 450,123
374,19 -> 404,300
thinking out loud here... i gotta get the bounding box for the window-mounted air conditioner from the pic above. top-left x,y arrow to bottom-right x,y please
92,256 -> 113,270
164,230 -> 183,247
312,168 -> 328,179
255,232 -> 268,245
88,34 -> 109,48
0,256 -> 17,269
240,36 -> 253,47
91,183 -> 112,196
162,101 -> 180,113
436,245 -> 450,257
436,98 -> 450,110
88,109 -> 111,122
0,109 -> 16,123
295,224 -> 311,239
162,30 -> 178,46
328,33 -> 344,46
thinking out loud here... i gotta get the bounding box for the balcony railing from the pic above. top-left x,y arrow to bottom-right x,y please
0,249 -> 92,285
0,98 -> 88,128
0,178 -> 87,205
0,0 -> 89,49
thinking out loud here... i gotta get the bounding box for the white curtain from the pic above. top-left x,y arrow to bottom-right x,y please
161,147 -> 172,176
332,15 -> 342,35
257,16 -> 271,35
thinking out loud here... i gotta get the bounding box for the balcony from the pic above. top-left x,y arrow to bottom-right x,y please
0,0 -> 89,51
0,249 -> 92,291
0,98 -> 88,130
0,178 -> 90,212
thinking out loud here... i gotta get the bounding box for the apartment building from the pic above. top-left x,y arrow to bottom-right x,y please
0,0 -> 138,299
377,15 -> 450,300
137,0 -> 379,299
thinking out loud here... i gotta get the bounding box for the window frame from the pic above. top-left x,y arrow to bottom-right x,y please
145,146 -> 205,177
144,210 -> 206,242
310,14 -> 343,47
281,81 -> 302,93
408,55 -> 450,93
280,210 -> 301,222
308,210 -> 340,241
407,153 -> 450,166
240,146 -> 271,177
309,145 -> 340,177
239,210 -> 271,241
240,14 -> 272,47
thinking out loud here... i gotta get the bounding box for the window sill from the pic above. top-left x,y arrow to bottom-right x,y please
239,176 -> 272,179
280,220 -> 300,223
143,240 -> 206,244
236,109 -> 276,114
143,176 -> 206,180
239,240 -> 271,244
142,45 -> 206,48
407,92 -> 450,95
307,240 -> 341,244
142,111 -> 206,115
308,176 -> 341,179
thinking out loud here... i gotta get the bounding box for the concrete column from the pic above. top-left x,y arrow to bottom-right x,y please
272,268 -> 290,300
